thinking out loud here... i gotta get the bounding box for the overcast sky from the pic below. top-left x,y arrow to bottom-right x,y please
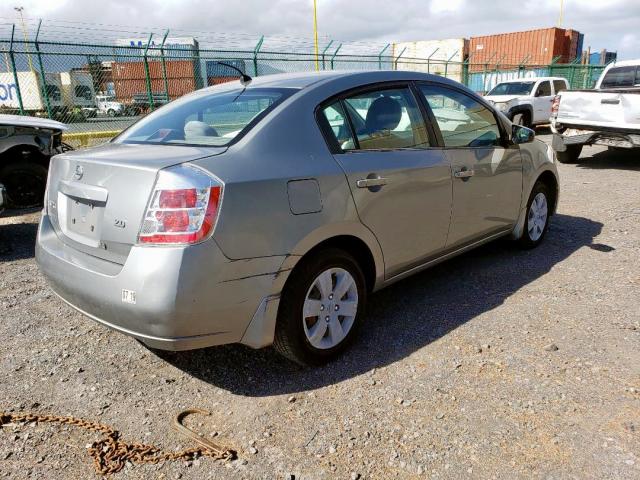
0,0 -> 638,58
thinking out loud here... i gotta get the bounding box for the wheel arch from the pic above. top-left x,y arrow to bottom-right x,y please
275,224 -> 385,296
509,104 -> 533,122
535,169 -> 559,214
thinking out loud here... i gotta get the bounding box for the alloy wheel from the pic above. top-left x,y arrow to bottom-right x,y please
302,268 -> 358,349
527,192 -> 548,241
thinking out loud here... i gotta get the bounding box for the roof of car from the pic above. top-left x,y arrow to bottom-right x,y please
606,59 -> 640,68
199,70 -> 464,92
496,77 -> 567,84
0,114 -> 68,131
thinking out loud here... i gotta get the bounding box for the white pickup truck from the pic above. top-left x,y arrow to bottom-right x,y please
485,77 -> 569,128
551,59 -> 640,163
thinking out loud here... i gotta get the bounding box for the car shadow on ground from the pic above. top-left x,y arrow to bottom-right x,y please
158,213 -> 605,397
578,148 -> 640,171
0,210 -> 40,262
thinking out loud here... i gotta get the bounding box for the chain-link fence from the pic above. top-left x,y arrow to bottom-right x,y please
0,25 -> 608,148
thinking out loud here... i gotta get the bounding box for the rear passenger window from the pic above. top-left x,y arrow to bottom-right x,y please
601,66 -> 638,88
535,81 -> 552,97
320,102 -> 355,148
553,80 -> 567,94
341,88 -> 430,150
418,85 -> 501,148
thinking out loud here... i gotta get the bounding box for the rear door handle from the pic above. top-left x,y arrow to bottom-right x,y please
454,169 -> 474,179
356,177 -> 388,188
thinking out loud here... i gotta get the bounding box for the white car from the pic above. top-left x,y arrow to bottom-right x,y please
551,59 -> 640,163
485,77 -> 569,128
95,95 -> 125,117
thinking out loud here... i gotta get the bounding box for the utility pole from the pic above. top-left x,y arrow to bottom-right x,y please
557,0 -> 564,27
14,6 -> 34,72
313,0 -> 319,71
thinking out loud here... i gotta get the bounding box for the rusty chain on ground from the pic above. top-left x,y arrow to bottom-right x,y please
0,409 -> 236,475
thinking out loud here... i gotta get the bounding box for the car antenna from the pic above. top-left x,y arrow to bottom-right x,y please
216,62 -> 252,86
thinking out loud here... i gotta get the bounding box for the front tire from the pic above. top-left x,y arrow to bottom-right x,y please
556,144 -> 582,164
512,111 -> 531,128
517,181 -> 551,249
274,248 -> 366,366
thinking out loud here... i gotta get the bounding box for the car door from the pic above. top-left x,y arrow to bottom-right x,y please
318,85 -> 452,277
416,83 -> 523,248
532,80 -> 553,123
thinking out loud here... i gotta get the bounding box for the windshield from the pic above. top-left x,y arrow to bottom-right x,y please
487,82 -> 535,96
116,87 -> 293,147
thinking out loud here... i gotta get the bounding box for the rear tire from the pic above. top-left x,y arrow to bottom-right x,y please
274,248 -> 366,366
0,161 -> 48,208
556,145 -> 583,164
517,181 -> 551,249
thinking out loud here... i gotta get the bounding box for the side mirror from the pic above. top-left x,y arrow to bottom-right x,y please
512,124 -> 535,144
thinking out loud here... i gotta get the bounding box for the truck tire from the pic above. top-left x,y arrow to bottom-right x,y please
107,109 -> 116,117
0,161 -> 48,208
557,145 -> 583,164
512,111 -> 531,128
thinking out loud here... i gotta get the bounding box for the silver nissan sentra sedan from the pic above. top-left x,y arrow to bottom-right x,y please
36,70 -> 559,366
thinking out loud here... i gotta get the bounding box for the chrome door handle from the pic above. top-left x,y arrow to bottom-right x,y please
356,177 -> 388,188
454,169 -> 475,179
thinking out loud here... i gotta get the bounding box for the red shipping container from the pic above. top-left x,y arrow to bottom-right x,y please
469,27 -> 582,72
112,60 -> 199,102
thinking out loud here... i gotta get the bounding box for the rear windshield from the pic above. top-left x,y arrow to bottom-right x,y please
115,87 -> 294,147
487,82 -> 535,96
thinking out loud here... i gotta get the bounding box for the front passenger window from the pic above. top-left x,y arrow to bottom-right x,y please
418,85 -> 501,148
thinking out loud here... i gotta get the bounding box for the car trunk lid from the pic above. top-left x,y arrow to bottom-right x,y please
46,142 -> 226,264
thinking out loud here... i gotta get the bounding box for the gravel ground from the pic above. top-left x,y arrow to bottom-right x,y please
1,136 -> 639,479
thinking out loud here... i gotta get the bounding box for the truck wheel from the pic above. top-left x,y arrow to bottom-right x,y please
556,145 -> 583,164
512,112 -> 531,128
107,109 -> 116,117
274,248 -> 366,366
0,162 -> 48,208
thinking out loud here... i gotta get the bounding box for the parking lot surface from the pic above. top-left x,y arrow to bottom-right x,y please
0,137 -> 639,479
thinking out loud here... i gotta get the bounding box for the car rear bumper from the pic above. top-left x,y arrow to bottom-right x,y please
553,129 -> 640,151
36,213 -> 286,350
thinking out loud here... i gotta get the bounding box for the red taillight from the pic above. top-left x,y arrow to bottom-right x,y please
159,189 -> 197,209
551,95 -> 561,117
138,167 -> 223,245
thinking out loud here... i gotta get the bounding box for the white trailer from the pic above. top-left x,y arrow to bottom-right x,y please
0,71 -> 64,113
59,71 -> 96,108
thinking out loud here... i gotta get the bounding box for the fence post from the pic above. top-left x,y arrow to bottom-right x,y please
426,48 -> 439,74
518,54 -> 531,78
444,50 -> 458,79
378,43 -> 390,70
495,54 -> 505,74
34,19 -> 52,119
483,53 -> 497,92
142,33 -> 155,111
321,40 -> 333,70
330,43 -> 342,70
394,47 -> 406,70
160,29 -> 170,102
462,53 -> 473,87
8,25 -> 25,115
253,36 -> 264,77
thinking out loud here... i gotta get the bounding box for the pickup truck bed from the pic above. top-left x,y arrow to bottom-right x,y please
551,63 -> 640,163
